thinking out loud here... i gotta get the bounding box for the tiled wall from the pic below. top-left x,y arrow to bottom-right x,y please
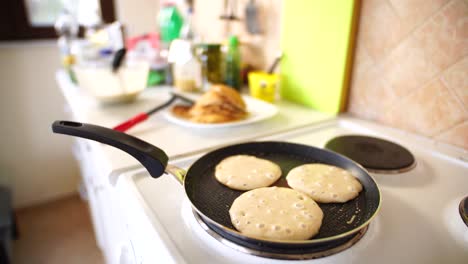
192,0 -> 282,71
348,0 -> 468,149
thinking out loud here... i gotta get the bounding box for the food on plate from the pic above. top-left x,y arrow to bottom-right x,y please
171,104 -> 192,119
215,155 -> 281,191
286,164 -> 363,203
229,187 -> 324,240
171,84 -> 248,123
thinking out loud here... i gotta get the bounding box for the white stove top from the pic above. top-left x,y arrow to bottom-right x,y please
117,117 -> 468,264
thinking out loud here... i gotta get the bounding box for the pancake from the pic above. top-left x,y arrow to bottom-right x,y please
286,163 -> 363,203
171,84 -> 248,124
215,155 -> 281,191
229,187 -> 324,240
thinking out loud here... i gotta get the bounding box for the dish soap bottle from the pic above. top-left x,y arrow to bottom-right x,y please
224,35 -> 241,91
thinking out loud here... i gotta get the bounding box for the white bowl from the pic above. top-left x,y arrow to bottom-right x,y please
73,61 -> 149,104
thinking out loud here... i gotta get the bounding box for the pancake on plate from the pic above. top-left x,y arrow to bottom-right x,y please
171,84 -> 248,123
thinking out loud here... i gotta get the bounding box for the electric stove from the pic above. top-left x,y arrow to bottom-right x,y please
116,117 -> 468,264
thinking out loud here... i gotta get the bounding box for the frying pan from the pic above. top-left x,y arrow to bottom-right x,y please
52,120 -> 380,253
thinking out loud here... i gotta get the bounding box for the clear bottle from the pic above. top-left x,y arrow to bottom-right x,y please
172,47 -> 202,92
171,5 -> 202,92
54,8 -> 79,83
224,35 -> 241,91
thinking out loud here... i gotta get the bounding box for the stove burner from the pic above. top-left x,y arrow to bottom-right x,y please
325,135 -> 416,173
193,211 -> 368,260
460,196 -> 468,227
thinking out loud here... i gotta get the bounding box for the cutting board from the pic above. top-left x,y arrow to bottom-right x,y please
280,0 -> 359,114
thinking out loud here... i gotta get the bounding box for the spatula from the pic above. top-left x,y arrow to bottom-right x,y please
113,93 -> 194,132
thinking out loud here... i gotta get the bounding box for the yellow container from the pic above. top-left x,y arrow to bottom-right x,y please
248,72 -> 279,103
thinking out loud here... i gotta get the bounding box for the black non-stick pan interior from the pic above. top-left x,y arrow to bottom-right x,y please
185,141 -> 380,241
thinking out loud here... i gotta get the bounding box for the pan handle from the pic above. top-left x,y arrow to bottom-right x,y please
52,121 -> 168,178
165,164 -> 187,184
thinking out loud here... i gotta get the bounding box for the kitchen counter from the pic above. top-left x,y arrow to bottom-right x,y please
56,70 -> 334,174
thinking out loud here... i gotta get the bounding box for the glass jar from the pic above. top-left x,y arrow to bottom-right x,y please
196,43 -> 223,86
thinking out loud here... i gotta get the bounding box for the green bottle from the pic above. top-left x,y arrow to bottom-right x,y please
158,3 -> 183,44
224,36 -> 241,91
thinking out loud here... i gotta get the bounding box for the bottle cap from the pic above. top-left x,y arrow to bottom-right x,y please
228,35 -> 239,47
162,1 -> 176,7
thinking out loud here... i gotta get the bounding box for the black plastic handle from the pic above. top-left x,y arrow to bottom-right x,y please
52,121 -> 168,178
112,48 -> 127,73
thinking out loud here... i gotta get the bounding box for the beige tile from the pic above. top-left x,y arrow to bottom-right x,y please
380,79 -> 466,136
347,99 -> 368,119
348,76 -> 371,119
389,0 -> 449,30
381,34 -> 440,98
435,121 -> 468,149
352,31 -> 375,75
348,65 -> 397,120
381,0 -> 468,98
441,56 -> 468,111
359,0 -> 406,60
415,0 -> 468,71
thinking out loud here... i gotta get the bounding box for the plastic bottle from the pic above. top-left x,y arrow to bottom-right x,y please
157,2 -> 183,86
54,9 -> 79,83
158,2 -> 184,44
224,36 -> 241,91
171,40 -> 202,92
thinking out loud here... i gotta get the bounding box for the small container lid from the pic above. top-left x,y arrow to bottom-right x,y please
228,35 -> 239,47
162,1 -> 176,7
197,43 -> 221,51
197,43 -> 221,49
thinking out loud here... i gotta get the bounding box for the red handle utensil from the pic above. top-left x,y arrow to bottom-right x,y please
113,93 -> 194,132
113,112 -> 150,132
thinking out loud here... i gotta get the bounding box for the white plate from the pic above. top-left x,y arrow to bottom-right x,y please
163,96 -> 278,129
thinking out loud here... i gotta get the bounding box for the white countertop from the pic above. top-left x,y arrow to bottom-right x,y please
56,70 -> 334,173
